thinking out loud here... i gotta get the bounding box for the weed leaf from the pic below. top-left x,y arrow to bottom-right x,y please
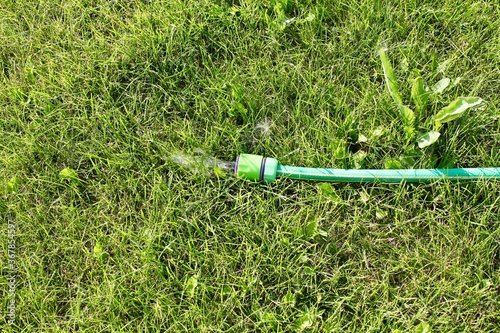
304,12 -> 315,22
59,167 -> 81,182
318,182 -> 343,204
318,182 -> 334,195
376,208 -> 388,220
352,150 -> 367,169
93,241 -> 103,259
385,159 -> 402,169
283,292 -> 296,306
417,131 -> 441,148
411,76 -> 428,113
231,84 -> 244,101
399,105 -> 415,126
370,126 -> 384,139
414,322 -> 431,333
330,139 -> 346,159
431,78 -> 450,93
6,176 -> 19,194
262,312 -> 278,329
185,275 -> 198,297
433,97 -> 483,125
293,313 -> 314,331
379,48 -> 403,105
404,125 -> 416,140
304,220 -> 319,238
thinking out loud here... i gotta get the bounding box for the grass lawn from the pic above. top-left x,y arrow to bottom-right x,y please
1,0 -> 500,331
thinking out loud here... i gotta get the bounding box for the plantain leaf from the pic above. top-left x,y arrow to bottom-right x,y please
411,76 -> 428,113
262,312 -> 278,329
59,167 -> 81,183
283,292 -> 296,306
304,220 -> 319,239
93,241 -> 103,259
433,97 -> 483,125
414,322 -> 431,333
379,48 -> 403,105
417,131 -> 441,148
385,159 -> 402,169
6,176 -> 19,194
404,125 -> 416,140
431,78 -> 450,93
185,275 -> 199,297
318,183 -> 343,204
399,105 -> 415,126
293,313 -> 314,331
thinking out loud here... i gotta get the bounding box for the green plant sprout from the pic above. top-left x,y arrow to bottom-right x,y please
378,47 -> 483,150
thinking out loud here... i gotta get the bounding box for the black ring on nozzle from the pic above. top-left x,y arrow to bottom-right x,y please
259,158 -> 266,181
234,155 -> 240,175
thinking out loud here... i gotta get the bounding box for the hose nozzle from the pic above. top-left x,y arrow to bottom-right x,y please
235,154 -> 278,183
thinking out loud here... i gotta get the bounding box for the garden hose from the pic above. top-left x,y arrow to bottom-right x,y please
234,153 -> 500,183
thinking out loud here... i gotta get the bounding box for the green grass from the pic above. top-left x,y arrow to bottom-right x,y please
1,0 -> 500,331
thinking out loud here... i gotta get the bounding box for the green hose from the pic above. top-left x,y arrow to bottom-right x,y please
235,153 -> 500,183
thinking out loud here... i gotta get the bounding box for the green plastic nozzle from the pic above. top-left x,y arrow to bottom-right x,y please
235,154 -> 278,183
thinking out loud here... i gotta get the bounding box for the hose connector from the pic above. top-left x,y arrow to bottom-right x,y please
235,154 -> 278,183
